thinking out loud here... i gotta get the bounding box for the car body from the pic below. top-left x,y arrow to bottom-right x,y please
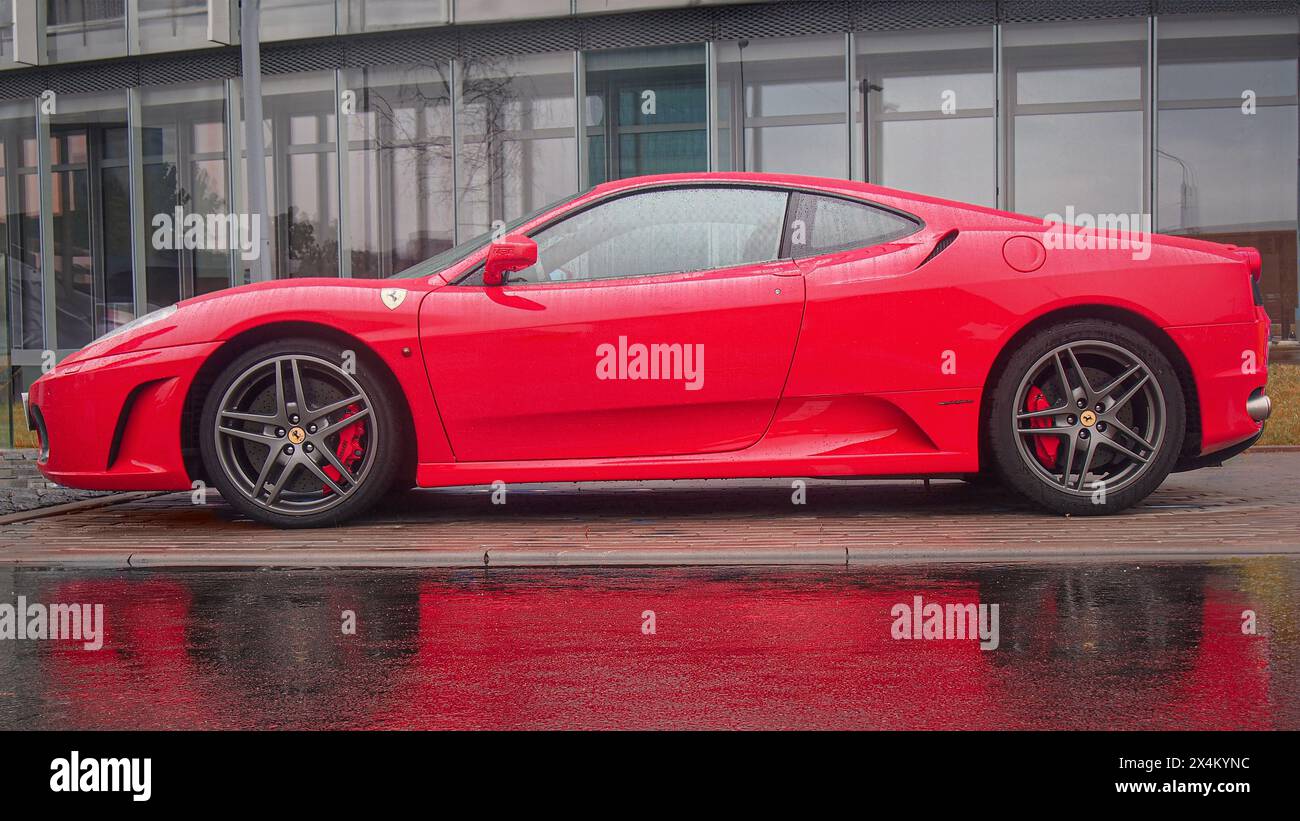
26,171 -> 1272,526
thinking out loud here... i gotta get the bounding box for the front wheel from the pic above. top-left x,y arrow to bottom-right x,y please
199,338 -> 402,528
987,320 -> 1185,515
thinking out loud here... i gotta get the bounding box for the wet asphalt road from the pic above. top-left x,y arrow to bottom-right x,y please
1,560 -> 1296,730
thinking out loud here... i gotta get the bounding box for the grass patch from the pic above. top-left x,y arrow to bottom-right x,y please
1260,362 -> 1300,446
5,402 -> 39,449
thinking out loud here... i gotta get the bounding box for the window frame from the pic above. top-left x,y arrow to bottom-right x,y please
452,181 -> 923,286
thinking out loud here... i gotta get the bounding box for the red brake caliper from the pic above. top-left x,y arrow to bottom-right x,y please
1026,386 -> 1060,468
321,403 -> 366,494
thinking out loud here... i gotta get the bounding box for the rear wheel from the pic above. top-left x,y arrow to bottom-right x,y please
199,338 -> 401,528
988,320 -> 1184,515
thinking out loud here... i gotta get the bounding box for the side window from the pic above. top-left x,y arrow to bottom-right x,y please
504,187 -> 789,284
787,194 -> 919,258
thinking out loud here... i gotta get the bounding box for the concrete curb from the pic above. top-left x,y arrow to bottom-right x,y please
7,542 -> 1300,569
127,549 -> 489,568
485,546 -> 849,566
2,548 -> 488,569
1250,445 -> 1300,453
2,546 -> 850,569
846,544 -> 1300,564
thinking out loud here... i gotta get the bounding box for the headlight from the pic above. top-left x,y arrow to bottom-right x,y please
94,305 -> 178,343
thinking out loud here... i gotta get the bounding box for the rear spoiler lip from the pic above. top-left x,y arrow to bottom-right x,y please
1222,244 -> 1263,281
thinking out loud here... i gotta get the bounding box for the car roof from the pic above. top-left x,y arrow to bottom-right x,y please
582,171 -> 1043,228
589,171 -> 878,198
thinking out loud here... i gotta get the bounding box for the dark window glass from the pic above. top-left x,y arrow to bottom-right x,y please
344,63 -> 454,279
790,194 -> 918,257
259,73 -> 338,279
1,101 -> 44,351
393,196 -> 567,280
856,26 -> 996,206
456,52 -> 577,239
584,45 -> 708,185
47,92 -> 132,347
506,187 -> 788,284
717,35 -> 850,178
139,82 -> 231,307
46,0 -> 126,62
1157,13 -> 1298,340
101,164 -> 132,310
1004,19 -> 1147,218
138,0 -> 210,55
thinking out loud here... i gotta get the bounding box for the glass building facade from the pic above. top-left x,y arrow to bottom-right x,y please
1,0 -> 1298,446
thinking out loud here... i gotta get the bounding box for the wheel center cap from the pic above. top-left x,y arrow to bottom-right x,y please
1080,410 -> 1097,428
287,426 -> 307,444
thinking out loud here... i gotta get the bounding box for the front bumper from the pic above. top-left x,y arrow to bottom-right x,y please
26,341 -> 219,491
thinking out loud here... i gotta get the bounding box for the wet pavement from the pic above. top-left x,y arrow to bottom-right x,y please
1,560 -> 1296,730
2,451 -> 1299,567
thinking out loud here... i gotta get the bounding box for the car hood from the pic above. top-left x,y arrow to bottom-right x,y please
56,277 -> 433,367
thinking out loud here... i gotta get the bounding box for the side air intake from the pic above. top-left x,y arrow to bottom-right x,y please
917,230 -> 958,268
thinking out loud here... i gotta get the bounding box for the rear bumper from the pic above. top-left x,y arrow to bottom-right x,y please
1166,320 -> 1268,459
26,341 -> 219,491
1173,428 -> 1262,473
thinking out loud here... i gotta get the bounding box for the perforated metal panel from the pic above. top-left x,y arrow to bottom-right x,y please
584,7 -> 716,49
343,31 -> 458,69
463,16 -> 580,55
262,39 -> 345,75
854,1 -> 995,31
0,71 -> 50,98
139,50 -> 240,87
1,0 -> 1298,101
716,1 -> 849,41
47,0 -> 125,25
49,61 -> 139,95
999,0 -> 1153,23
1156,0 -> 1297,13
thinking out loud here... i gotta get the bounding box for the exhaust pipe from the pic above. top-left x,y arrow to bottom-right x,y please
1247,389 -> 1272,423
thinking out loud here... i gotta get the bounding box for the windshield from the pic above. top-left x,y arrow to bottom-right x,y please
388,196 -> 571,279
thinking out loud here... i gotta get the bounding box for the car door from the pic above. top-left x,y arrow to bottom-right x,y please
420,185 -> 806,462
783,191 -> 936,399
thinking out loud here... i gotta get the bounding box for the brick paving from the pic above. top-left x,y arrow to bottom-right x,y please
0,487 -> 114,516
0,448 -> 113,515
0,451 -> 1297,567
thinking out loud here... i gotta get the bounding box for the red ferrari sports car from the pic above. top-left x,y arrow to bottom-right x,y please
26,172 -> 1272,527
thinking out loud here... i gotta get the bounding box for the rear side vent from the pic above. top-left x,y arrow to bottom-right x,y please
917,230 -> 959,268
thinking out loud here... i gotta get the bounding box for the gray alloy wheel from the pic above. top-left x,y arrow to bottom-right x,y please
988,320 -> 1185,516
200,338 -> 401,527
1012,340 -> 1167,496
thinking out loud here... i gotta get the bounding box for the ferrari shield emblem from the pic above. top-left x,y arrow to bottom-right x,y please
380,288 -> 407,310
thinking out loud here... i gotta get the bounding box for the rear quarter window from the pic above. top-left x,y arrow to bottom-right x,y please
787,194 -> 919,258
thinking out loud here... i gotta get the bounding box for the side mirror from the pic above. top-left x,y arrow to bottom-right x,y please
483,234 -> 538,286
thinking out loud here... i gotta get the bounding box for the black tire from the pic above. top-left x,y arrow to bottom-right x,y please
987,320 -> 1185,515
199,337 -> 402,528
